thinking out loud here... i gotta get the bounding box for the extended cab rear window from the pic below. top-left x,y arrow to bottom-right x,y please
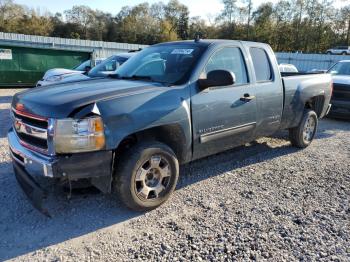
249,47 -> 273,82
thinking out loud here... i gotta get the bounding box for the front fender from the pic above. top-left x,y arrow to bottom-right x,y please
96,85 -> 192,158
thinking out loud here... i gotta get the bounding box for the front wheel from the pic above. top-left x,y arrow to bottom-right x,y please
114,142 -> 179,211
289,110 -> 318,148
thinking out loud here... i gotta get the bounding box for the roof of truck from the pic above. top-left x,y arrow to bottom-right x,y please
154,39 -> 269,47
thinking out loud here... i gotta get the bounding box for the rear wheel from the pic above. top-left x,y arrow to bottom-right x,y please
289,109 -> 318,148
341,51 -> 347,55
114,141 -> 179,211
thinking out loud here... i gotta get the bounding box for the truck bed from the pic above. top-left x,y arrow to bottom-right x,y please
280,73 -> 332,129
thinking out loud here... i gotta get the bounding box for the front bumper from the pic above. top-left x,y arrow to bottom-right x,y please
8,128 -> 57,177
8,128 -> 113,215
13,161 -> 51,216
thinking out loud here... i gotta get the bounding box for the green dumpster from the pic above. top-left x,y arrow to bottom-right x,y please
0,45 -> 90,87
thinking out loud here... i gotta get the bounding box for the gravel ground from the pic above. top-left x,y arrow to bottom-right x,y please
0,88 -> 349,261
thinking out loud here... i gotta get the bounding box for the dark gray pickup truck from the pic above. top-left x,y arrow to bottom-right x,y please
8,39 -> 332,214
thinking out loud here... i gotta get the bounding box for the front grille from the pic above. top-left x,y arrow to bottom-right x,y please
333,83 -> 350,101
12,108 -> 49,154
17,132 -> 47,150
13,110 -> 48,129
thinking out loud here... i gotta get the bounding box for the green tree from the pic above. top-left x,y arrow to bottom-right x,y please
164,0 -> 189,39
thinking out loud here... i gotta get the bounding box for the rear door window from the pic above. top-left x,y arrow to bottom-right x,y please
249,47 -> 273,82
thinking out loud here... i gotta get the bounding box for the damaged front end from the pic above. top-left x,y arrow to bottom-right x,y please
9,128 -> 113,216
8,101 -> 114,216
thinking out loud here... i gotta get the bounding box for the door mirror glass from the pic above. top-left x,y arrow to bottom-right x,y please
198,70 -> 235,89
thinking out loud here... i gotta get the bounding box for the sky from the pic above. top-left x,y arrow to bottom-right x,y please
15,0 -> 348,19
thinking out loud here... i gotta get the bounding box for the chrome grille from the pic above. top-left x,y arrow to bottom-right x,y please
12,108 -> 50,155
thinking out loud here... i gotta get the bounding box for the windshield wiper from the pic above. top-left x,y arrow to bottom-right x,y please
108,74 -> 171,86
123,75 -> 153,81
107,73 -> 123,79
107,74 -> 152,80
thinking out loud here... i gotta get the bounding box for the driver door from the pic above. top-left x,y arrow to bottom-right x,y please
191,46 -> 257,160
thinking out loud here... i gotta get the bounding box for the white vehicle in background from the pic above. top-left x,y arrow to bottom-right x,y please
326,46 -> 350,55
36,59 -> 104,87
278,63 -> 298,73
36,53 -> 135,87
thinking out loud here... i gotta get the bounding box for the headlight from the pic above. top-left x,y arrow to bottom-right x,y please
46,75 -> 63,82
54,116 -> 105,153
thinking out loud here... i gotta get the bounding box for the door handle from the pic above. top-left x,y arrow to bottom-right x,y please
240,93 -> 256,102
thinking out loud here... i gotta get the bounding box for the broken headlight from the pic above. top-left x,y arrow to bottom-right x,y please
54,116 -> 105,153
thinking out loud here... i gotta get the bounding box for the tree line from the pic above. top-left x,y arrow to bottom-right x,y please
0,0 -> 349,52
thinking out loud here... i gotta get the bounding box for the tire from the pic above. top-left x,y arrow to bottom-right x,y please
326,51 -> 332,55
341,51 -> 347,55
114,141 -> 179,211
289,109 -> 318,148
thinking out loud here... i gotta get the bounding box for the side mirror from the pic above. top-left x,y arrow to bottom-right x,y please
198,70 -> 235,90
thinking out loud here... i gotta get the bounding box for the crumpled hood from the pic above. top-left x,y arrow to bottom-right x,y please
12,78 -> 164,118
332,75 -> 350,85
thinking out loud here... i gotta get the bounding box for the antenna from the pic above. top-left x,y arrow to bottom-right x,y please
194,32 -> 202,42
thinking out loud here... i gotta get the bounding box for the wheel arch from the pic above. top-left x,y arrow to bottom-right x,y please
304,95 -> 325,117
114,124 -> 191,165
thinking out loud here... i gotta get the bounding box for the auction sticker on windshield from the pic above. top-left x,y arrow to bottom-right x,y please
171,49 -> 194,55
0,49 -> 12,60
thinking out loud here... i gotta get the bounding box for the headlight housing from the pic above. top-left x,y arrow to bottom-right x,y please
54,116 -> 105,153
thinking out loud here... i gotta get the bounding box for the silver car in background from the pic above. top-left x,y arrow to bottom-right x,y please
36,53 -> 134,87
36,59 -> 104,86
326,46 -> 350,55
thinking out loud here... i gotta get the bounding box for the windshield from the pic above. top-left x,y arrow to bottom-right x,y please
88,55 -> 129,77
74,60 -> 90,71
113,44 -> 206,85
328,62 -> 350,75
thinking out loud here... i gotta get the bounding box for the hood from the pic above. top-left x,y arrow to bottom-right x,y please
43,68 -> 84,79
13,78 -> 164,118
332,75 -> 350,85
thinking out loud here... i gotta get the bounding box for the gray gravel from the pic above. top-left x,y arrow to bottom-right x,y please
0,88 -> 349,261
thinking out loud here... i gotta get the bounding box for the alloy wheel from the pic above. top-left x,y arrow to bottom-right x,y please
303,116 -> 316,142
134,155 -> 171,201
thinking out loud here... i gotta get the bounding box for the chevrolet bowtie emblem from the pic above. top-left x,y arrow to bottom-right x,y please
15,103 -> 25,111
